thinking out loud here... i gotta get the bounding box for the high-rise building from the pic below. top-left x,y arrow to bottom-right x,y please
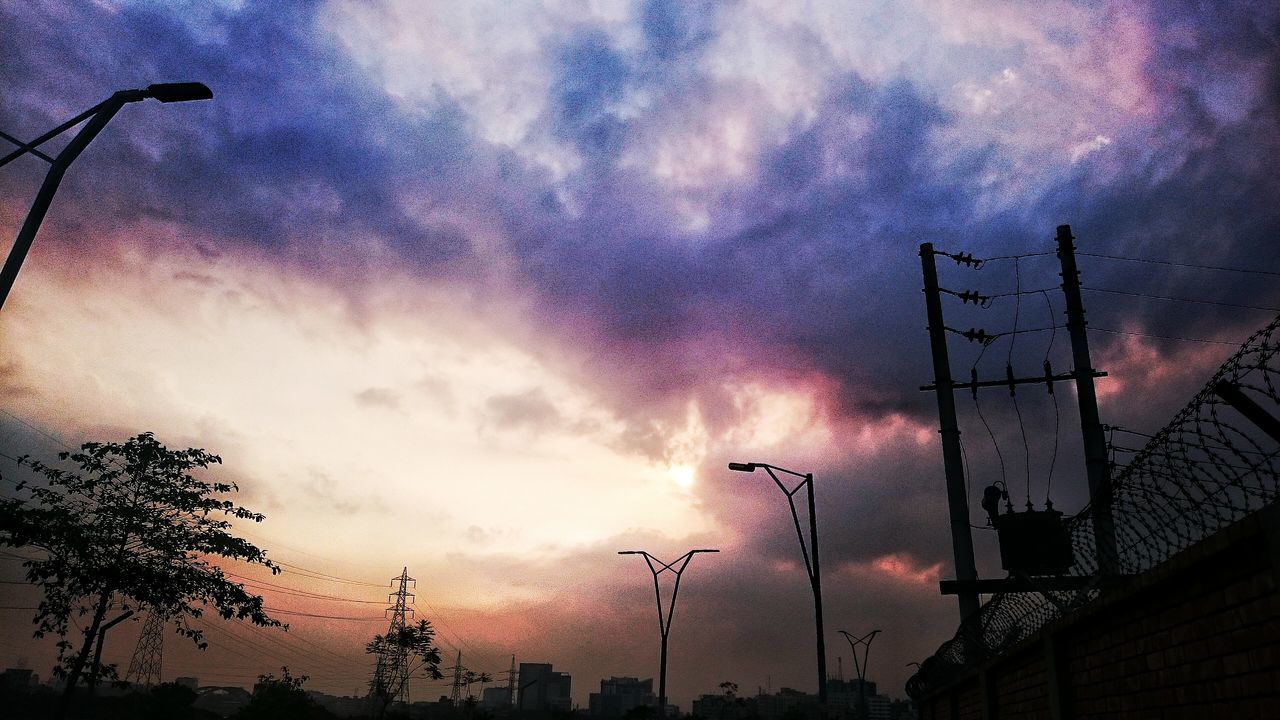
517,663 -> 572,712
588,676 -> 655,719
482,685 -> 513,709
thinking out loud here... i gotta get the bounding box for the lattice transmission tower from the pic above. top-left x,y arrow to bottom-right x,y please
449,650 -> 464,706
125,612 -> 164,688
370,567 -> 416,705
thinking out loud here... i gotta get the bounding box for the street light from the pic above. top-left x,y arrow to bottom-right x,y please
728,461 -> 828,705
838,629 -> 880,720
618,548 -> 719,720
0,82 -> 213,312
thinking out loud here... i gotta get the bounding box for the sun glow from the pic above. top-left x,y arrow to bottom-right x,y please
669,464 -> 696,489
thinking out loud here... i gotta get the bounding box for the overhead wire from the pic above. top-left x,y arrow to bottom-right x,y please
969,343 -> 1008,489
980,251 -> 1056,261
1040,289 -> 1062,506
1088,326 -> 1240,346
1083,286 -> 1280,313
1078,251 -> 1280,279
1007,257 -> 1033,508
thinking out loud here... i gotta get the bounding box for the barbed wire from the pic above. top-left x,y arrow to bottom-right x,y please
907,313 -> 1280,699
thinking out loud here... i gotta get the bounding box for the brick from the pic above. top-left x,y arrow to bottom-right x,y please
1223,651 -> 1251,676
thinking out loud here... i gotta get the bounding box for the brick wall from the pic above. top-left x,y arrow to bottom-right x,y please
917,504 -> 1280,719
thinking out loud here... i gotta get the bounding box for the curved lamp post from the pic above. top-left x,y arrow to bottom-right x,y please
0,82 -> 213,311
728,461 -> 828,706
619,548 -> 719,719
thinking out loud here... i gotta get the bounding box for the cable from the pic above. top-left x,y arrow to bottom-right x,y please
1088,326 -> 1241,346
0,408 -> 73,452
946,325 -> 1064,345
1082,286 -> 1280,313
985,287 -> 1059,301
981,251 -> 1056,261
969,345 -> 1008,488
1041,290 -> 1061,506
274,562 -> 388,587
1008,258 -> 1032,507
221,571 -> 387,604
417,598 -> 500,673
1078,251 -> 1280,279
262,606 -> 386,622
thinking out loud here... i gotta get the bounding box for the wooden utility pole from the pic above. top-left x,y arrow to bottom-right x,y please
1055,225 -> 1118,575
920,242 -> 981,619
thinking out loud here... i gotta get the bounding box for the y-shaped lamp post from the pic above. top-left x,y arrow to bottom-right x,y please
619,548 -> 719,719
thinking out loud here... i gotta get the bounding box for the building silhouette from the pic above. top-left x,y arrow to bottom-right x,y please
589,676 -> 655,719
517,663 -> 572,712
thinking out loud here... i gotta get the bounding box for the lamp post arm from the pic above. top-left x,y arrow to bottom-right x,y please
0,97 -> 119,168
759,463 -> 811,480
0,96 -> 129,312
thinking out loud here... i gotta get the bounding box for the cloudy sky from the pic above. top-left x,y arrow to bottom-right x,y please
1,0 -> 1278,706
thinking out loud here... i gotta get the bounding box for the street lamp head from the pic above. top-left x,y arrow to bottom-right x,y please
145,82 -> 213,103
691,549 -> 720,554
727,462 -> 757,472
618,550 -> 644,556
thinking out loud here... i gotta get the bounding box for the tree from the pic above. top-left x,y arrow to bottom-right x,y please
716,682 -> 747,720
0,432 -> 281,717
365,619 -> 445,717
235,667 -> 335,720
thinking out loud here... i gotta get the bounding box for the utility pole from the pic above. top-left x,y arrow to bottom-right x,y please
1055,226 -> 1119,575
920,243 -> 981,618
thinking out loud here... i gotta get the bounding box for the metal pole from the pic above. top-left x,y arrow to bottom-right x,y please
839,631 -> 879,720
919,243 -> 980,618
1054,225 -> 1118,575
805,476 -> 828,707
619,550 -> 718,720
0,96 -> 130,312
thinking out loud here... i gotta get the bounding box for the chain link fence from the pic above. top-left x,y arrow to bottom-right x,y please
906,315 -> 1280,699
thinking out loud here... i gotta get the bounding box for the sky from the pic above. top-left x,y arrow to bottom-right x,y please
1,0 -> 1278,708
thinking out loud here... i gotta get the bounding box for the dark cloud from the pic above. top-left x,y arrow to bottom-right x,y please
3,0 -> 1280,704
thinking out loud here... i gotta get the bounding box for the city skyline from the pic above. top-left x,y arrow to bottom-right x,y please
2,0 -> 1278,711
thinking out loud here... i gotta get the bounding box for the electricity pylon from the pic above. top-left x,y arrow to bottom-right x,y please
449,650 -> 464,706
125,612 -> 164,688
370,568 -> 416,705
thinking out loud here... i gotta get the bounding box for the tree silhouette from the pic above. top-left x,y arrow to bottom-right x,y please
0,433 -> 281,718
235,667 -> 335,719
365,619 -> 445,717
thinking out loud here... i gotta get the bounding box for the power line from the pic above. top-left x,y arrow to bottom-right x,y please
1078,251 -> 1280,278
263,606 -> 386,622
275,561 -> 388,587
1082,286 -> 1280,313
981,251 -> 1055,261
221,570 -> 387,604
1089,326 -> 1241,346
